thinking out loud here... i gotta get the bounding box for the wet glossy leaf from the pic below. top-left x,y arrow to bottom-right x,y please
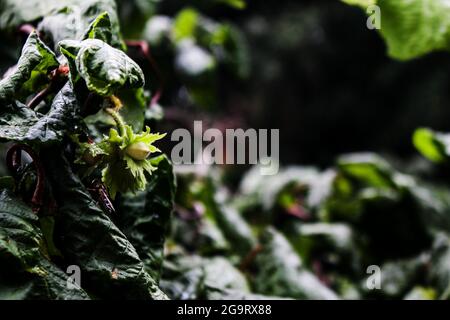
0,31 -> 58,102
43,150 -> 168,299
0,82 -> 81,145
0,189 -> 90,300
117,155 -> 175,282
60,38 -> 144,96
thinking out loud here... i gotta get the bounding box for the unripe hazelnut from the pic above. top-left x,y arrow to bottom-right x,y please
125,142 -> 151,160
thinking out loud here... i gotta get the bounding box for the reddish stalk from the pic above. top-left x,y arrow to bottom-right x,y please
284,202 -> 311,220
312,259 -> 331,286
27,65 -> 70,109
18,24 -> 36,36
126,40 -> 164,107
239,244 -> 263,272
87,180 -> 116,216
6,144 -> 45,213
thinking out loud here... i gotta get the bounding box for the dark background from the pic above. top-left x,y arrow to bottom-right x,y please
154,0 -> 450,167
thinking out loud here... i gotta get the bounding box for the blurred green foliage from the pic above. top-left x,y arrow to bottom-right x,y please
2,0 -> 450,300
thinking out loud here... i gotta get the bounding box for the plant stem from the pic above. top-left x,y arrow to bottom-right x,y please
125,40 -> 164,108
105,106 -> 126,137
27,65 -> 69,109
6,144 -> 45,214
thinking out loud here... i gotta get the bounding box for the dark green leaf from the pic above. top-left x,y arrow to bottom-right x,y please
1,0 -> 123,48
337,153 -> 396,189
60,38 -> 144,96
43,150 -> 168,299
0,31 -> 58,103
160,254 -> 250,300
0,189 -> 90,299
117,155 -> 175,282
253,228 -> 339,300
0,0 -> 76,30
0,82 -> 81,144
117,87 -> 147,132
428,234 -> 450,299
342,0 -> 450,60
84,11 -> 113,45
214,204 -> 257,257
373,255 -> 427,298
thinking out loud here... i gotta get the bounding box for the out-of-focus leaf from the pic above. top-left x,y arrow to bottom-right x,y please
328,153 -> 450,259
117,155 -> 175,282
366,254 -> 428,298
173,8 -> 199,42
0,189 -> 89,299
175,40 -> 216,77
38,7 -> 86,51
334,277 -> 361,300
160,254 -> 249,300
145,103 -> 164,122
214,204 -> 257,257
409,182 -> 450,234
173,213 -> 230,255
378,0 -> 450,60
118,0 -> 159,39
60,38 -> 144,96
176,169 -> 256,256
253,228 -> 339,300
0,0 -> 75,30
1,0 -> 123,49
342,0 -> 450,60
217,0 -> 247,10
207,290 -> 288,300
173,172 -> 231,254
202,257 -> 250,297
341,0 -> 376,8
0,32 -> 58,102
324,153 -> 400,221
43,150 -> 167,299
239,165 -> 320,212
142,16 -> 173,45
327,159 -> 433,259
288,222 -> 359,267
211,24 -> 250,78
159,254 -> 204,300
413,128 -> 450,163
428,234 -> 450,299
404,286 -> 437,300
337,153 -> 396,189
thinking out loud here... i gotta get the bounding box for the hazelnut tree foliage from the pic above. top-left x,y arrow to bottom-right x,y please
1,0 -> 450,300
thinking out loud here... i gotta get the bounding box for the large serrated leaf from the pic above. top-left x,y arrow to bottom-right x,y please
1,0 -> 123,49
43,150 -> 168,299
60,38 -> 144,96
342,0 -> 450,60
0,189 -> 90,300
253,228 -> 339,300
0,31 -> 58,102
0,82 -> 81,145
117,155 -> 176,282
